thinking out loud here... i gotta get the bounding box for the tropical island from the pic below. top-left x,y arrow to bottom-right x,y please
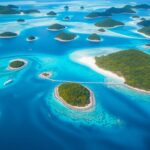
17,19 -> 25,23
26,36 -> 37,42
95,18 -> 124,28
47,11 -> 57,16
64,5 -> 69,10
138,19 -> 150,27
63,16 -> 70,21
98,28 -> 106,32
39,72 -> 52,79
55,32 -> 77,42
0,5 -> 20,14
0,32 -> 18,38
48,23 -> 66,31
80,6 -> 84,10
133,4 -> 150,9
138,26 -> 150,37
22,9 -> 40,14
132,15 -> 140,19
8,59 -> 27,70
55,83 -> 95,110
95,49 -> 150,92
87,33 -> 101,42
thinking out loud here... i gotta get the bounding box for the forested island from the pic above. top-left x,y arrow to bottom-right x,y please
0,32 -> 18,38
55,83 -> 94,109
95,18 -> 124,28
138,27 -> 150,36
48,23 -> 65,31
47,11 -> 57,16
55,32 -> 77,42
0,5 -> 20,14
138,19 -> 150,27
95,50 -> 150,91
17,19 -> 25,22
22,9 -> 40,14
27,36 -> 37,42
9,59 -> 27,70
87,33 -> 101,42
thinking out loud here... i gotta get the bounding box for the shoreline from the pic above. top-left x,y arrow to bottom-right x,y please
7,58 -> 28,71
0,35 -> 18,39
47,26 -> 66,31
87,38 -> 101,43
55,36 -> 78,42
26,36 -> 38,42
54,86 -> 95,111
75,56 -> 150,94
39,71 -> 52,79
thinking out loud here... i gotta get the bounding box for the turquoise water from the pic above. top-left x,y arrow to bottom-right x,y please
0,0 -> 150,150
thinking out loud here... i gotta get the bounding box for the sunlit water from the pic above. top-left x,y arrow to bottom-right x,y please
0,0 -> 150,150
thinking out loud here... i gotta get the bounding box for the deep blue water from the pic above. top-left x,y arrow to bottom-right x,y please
0,0 -> 150,150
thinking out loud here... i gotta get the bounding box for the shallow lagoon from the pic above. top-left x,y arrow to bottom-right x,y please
0,0 -> 150,150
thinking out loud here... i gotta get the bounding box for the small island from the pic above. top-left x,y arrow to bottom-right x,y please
138,26 -> 150,37
64,5 -> 69,10
63,16 -> 70,21
95,49 -> 150,92
132,15 -> 140,19
47,11 -> 57,16
95,18 -> 124,28
39,72 -> 52,79
55,83 -> 95,110
48,23 -> 65,31
8,59 -> 27,70
87,33 -> 101,42
17,19 -> 25,23
98,28 -> 106,32
26,36 -> 37,42
80,6 -> 84,10
138,20 -> 150,27
0,5 -> 20,14
0,32 -> 18,38
22,9 -> 40,14
55,32 -> 77,42
133,4 -> 150,9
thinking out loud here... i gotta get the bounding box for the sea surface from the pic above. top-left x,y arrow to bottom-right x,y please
0,0 -> 150,150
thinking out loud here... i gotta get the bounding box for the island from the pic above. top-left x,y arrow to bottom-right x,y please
0,5 -> 20,14
26,36 -> 37,42
47,11 -> 57,16
39,72 -> 52,79
137,20 -> 150,27
95,49 -> 150,92
132,15 -> 140,19
64,5 -> 69,10
145,43 -> 150,47
55,32 -> 77,42
95,18 -> 124,28
138,26 -> 150,37
22,9 -> 40,14
0,32 -> 18,38
55,83 -> 95,110
133,4 -> 150,9
48,23 -> 65,31
63,16 -> 70,21
98,28 -> 106,32
87,33 -> 101,42
80,6 -> 84,10
8,59 -> 27,70
17,19 -> 25,22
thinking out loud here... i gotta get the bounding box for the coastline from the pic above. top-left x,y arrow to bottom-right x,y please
0,35 -> 18,39
75,56 -> 150,94
54,86 -> 95,111
87,38 -> 100,43
26,37 -> 38,42
39,71 -> 52,79
55,36 -> 78,42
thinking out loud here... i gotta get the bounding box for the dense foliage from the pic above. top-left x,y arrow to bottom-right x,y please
0,32 -> 17,37
138,20 -> 150,27
95,18 -> 124,27
48,23 -> 65,30
138,26 -> 150,36
47,11 -> 57,16
58,83 -> 90,107
95,50 -> 150,90
88,33 -> 101,41
10,60 -> 25,68
0,5 -> 20,14
56,32 -> 76,40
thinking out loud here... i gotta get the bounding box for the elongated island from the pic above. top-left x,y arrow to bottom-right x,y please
0,32 -> 18,38
55,83 -> 95,110
95,49 -> 150,92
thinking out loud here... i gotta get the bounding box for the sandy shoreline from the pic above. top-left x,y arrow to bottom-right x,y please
75,56 -> 150,94
0,35 -> 18,39
54,86 -> 95,111
55,36 -> 78,42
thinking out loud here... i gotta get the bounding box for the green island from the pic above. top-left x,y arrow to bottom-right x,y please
95,49 -> 150,91
22,9 -> 40,14
48,23 -> 65,31
132,15 -> 140,19
87,33 -> 101,42
138,26 -> 150,36
0,5 -> 20,14
138,20 -> 150,27
17,19 -> 25,22
56,83 -> 93,108
98,28 -> 106,32
133,4 -> 150,9
0,32 -> 18,38
47,11 -> 57,16
95,18 -> 124,28
63,16 -> 70,21
64,5 -> 69,10
80,6 -> 84,10
9,60 -> 26,69
27,36 -> 36,41
55,32 -> 77,42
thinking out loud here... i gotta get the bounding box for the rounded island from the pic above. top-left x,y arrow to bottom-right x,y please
98,28 -> 106,32
48,23 -> 65,31
0,32 -> 18,38
55,32 -> 77,42
64,5 -> 69,11
17,19 -> 25,23
55,83 -> 95,110
8,59 -> 27,70
87,33 -> 101,42
26,36 -> 37,42
47,11 -> 57,16
39,72 -> 52,79
63,16 -> 70,21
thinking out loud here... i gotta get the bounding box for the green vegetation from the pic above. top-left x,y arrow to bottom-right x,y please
9,60 -> 25,69
17,19 -> 25,22
27,36 -> 36,41
138,20 -> 150,27
55,32 -> 76,41
22,9 -> 40,14
134,4 -> 150,9
48,23 -> 65,30
0,32 -> 17,37
95,18 -> 124,28
95,50 -> 150,91
88,33 -> 101,42
98,28 -> 106,32
63,16 -> 70,21
58,83 -> 90,107
132,15 -> 140,18
0,5 -> 20,14
47,11 -> 57,16
138,26 -> 150,36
